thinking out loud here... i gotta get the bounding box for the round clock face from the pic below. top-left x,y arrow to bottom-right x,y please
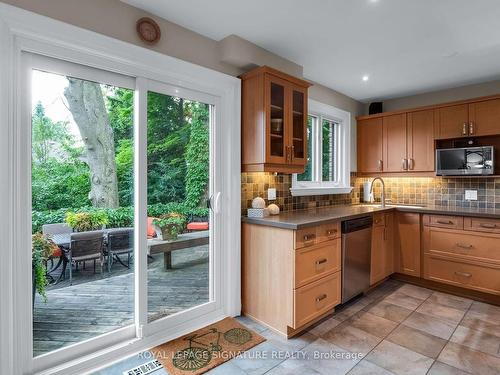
136,17 -> 161,44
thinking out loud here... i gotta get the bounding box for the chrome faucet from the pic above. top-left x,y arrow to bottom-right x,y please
370,177 -> 386,208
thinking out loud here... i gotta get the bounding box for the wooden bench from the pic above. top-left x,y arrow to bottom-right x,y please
147,230 -> 209,269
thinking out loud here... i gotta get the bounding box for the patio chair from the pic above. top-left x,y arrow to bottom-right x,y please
68,231 -> 105,285
107,228 -> 134,272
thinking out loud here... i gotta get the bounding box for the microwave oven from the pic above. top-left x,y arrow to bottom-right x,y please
436,146 -> 494,176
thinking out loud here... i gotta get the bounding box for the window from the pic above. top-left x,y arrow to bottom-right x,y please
292,99 -> 352,196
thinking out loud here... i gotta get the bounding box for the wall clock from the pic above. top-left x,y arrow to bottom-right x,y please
136,17 -> 161,45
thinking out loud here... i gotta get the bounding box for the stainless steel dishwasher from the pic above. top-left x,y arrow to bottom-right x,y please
341,216 -> 373,304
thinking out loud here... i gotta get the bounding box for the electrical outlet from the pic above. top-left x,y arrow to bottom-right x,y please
465,190 -> 478,201
267,188 -> 276,200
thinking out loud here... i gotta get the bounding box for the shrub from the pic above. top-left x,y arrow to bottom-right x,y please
65,211 -> 109,231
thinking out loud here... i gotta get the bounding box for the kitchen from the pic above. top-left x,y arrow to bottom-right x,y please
1,1 -> 500,375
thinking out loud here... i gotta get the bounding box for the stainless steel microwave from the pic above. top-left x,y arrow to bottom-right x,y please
436,146 -> 494,176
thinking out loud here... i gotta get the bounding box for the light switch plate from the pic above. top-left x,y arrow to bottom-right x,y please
465,190 -> 478,201
267,188 -> 276,200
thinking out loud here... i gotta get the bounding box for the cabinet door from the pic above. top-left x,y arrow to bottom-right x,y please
383,212 -> 394,278
371,224 -> 385,285
358,118 -> 383,173
407,110 -> 435,172
395,212 -> 421,277
468,98 -> 500,137
290,85 -> 307,166
436,104 -> 468,139
383,114 -> 407,172
265,74 -> 289,164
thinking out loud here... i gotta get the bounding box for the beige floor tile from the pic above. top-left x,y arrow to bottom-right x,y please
402,311 -> 457,340
387,324 -> 447,359
467,301 -> 500,325
397,284 -> 433,300
308,317 -> 342,337
334,299 -> 371,322
348,311 -> 398,338
298,338 -> 362,375
367,300 -> 413,323
438,341 -> 500,375
461,314 -> 500,338
365,340 -> 434,375
323,324 -> 381,355
266,359 -> 321,375
427,361 -> 471,375
383,291 -> 424,310
416,300 -> 466,325
450,325 -> 500,358
426,292 -> 473,311
262,328 -> 316,353
348,359 -> 395,375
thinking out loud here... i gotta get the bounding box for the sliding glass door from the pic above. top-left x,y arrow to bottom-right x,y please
25,54 -> 221,361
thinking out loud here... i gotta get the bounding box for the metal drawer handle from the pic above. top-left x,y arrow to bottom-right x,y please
326,229 -> 337,236
455,271 -> 472,278
303,234 -> 316,242
316,294 -> 327,303
315,258 -> 328,266
436,220 -> 453,225
456,243 -> 473,249
480,223 -> 497,229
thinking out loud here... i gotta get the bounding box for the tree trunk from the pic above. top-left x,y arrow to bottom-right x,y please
64,78 -> 119,208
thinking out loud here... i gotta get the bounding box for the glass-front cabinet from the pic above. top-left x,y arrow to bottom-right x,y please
241,66 -> 310,173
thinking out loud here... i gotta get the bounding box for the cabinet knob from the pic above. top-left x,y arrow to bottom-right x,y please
315,293 -> 327,303
326,229 -> 337,236
303,234 -> 315,242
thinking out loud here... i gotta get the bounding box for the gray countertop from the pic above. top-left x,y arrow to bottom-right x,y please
241,204 -> 500,229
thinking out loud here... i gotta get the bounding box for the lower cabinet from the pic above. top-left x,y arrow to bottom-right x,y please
394,212 -> 421,277
423,215 -> 500,296
242,222 -> 341,337
371,212 -> 394,285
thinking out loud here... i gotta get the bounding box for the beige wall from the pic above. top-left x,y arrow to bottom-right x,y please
378,79 -> 500,113
2,0 -> 363,169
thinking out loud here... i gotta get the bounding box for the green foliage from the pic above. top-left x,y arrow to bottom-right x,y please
115,139 -> 134,206
32,160 -> 90,211
65,211 -> 109,231
32,204 -> 208,233
184,103 -> 210,208
32,233 -> 56,302
153,213 -> 187,240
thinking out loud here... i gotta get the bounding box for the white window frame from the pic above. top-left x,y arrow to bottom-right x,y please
291,99 -> 352,196
0,4 -> 241,375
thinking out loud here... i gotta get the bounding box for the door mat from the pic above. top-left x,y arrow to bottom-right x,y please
151,317 -> 265,375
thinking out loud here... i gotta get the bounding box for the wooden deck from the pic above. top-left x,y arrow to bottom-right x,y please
33,245 -> 208,357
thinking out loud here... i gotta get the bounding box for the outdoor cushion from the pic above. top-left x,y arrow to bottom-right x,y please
147,217 -> 157,238
187,222 -> 209,231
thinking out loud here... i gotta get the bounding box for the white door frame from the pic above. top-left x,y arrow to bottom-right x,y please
0,4 -> 241,375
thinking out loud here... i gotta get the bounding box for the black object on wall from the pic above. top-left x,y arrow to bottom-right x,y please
368,102 -> 383,115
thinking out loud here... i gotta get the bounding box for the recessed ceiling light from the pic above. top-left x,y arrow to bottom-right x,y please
362,75 -> 369,82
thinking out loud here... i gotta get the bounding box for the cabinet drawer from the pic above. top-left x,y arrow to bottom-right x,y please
293,272 -> 341,328
464,217 -> 500,234
295,239 -> 340,288
316,222 -> 340,243
423,214 -> 463,229
295,227 -> 318,249
373,213 -> 385,227
424,255 -> 500,296
424,227 -> 500,265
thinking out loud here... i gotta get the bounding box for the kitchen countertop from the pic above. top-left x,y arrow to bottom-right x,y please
241,204 -> 500,229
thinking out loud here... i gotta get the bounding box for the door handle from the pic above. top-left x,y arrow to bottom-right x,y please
456,243 -> 473,249
315,258 -> 328,266
315,293 -> 327,303
408,158 -> 414,170
436,220 -> 453,225
291,145 -> 295,162
455,271 -> 472,278
462,122 -> 468,136
378,160 -> 383,171
469,121 -> 474,135
213,192 -> 221,214
479,223 -> 497,229
402,158 -> 407,170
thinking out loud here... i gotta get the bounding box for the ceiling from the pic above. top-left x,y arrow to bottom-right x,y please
123,0 -> 500,102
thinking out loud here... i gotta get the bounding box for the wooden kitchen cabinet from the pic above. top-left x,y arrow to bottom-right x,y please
241,66 -> 311,173
407,109 -> 435,171
468,98 -> 500,137
394,212 -> 421,277
358,117 -> 383,173
371,212 -> 394,285
436,104 -> 469,139
383,114 -> 407,172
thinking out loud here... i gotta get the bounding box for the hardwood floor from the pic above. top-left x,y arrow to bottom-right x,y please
33,245 -> 209,357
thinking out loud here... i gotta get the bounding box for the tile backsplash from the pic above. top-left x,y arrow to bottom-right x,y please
241,173 -> 500,215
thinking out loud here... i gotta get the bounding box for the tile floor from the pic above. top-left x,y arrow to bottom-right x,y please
93,280 -> 500,375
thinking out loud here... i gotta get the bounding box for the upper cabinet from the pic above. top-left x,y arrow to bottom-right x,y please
383,114 -> 407,172
407,110 -> 435,172
436,98 -> 500,139
358,117 -> 383,173
241,66 -> 311,173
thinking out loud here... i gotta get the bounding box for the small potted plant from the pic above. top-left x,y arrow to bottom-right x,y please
32,233 -> 57,303
65,211 -> 109,232
152,213 -> 186,241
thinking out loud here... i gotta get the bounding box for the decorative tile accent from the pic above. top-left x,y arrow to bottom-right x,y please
241,173 -> 500,215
